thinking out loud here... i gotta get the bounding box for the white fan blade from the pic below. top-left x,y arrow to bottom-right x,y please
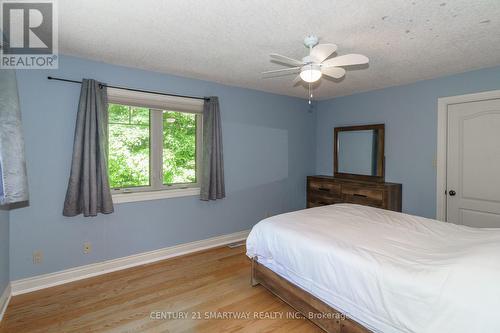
321,67 -> 346,79
310,43 -> 337,63
270,53 -> 304,67
262,67 -> 301,78
322,54 -> 369,67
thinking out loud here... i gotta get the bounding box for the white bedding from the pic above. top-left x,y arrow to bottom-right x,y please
246,204 -> 500,333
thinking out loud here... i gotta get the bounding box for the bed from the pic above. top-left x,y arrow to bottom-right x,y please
246,204 -> 500,333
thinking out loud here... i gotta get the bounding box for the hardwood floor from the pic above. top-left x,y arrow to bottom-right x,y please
0,246 -> 322,333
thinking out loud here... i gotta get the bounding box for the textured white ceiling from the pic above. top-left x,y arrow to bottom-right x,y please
59,0 -> 500,99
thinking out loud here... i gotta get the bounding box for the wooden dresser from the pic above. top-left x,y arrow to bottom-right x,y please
307,175 -> 402,212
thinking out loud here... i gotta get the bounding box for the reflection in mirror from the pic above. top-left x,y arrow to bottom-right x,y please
337,130 -> 379,176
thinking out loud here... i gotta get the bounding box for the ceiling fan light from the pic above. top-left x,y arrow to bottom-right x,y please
300,64 -> 322,83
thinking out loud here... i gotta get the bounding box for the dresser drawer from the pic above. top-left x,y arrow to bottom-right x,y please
308,180 -> 341,197
341,186 -> 384,207
307,200 -> 331,208
307,192 -> 340,207
306,176 -> 402,212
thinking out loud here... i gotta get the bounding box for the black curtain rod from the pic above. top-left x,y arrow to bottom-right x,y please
47,76 -> 209,101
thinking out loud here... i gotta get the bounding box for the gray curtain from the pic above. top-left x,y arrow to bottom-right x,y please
200,97 -> 225,200
63,79 -> 114,217
0,70 -> 29,205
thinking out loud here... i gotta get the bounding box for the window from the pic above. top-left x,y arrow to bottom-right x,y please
108,104 -> 151,188
107,88 -> 203,202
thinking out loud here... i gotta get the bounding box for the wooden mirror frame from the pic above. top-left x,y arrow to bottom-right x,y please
334,124 -> 385,182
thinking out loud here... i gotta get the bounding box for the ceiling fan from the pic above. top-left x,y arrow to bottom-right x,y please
262,36 -> 369,101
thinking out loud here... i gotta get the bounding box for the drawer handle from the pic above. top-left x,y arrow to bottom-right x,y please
318,187 -> 330,192
352,193 -> 368,198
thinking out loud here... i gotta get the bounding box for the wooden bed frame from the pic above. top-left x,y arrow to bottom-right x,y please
251,258 -> 371,333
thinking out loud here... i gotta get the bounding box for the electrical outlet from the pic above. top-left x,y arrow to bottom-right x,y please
83,242 -> 92,254
33,251 -> 43,264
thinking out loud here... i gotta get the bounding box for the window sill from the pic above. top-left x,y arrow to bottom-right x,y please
112,187 -> 200,204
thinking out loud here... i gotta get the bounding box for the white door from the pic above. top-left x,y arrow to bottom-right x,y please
446,98 -> 500,227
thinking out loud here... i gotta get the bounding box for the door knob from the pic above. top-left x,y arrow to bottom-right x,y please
448,190 -> 456,196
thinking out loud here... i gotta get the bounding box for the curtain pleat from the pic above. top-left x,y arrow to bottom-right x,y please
200,97 -> 225,200
63,79 -> 113,217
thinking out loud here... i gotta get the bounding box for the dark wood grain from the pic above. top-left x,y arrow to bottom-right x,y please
252,259 -> 371,333
307,176 -> 402,212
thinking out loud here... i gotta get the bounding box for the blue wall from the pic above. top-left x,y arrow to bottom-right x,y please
9,54 -> 500,281
316,66 -> 500,218
10,55 -> 315,280
0,209 -> 8,293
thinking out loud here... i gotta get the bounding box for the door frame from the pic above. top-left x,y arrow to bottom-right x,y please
436,89 -> 500,221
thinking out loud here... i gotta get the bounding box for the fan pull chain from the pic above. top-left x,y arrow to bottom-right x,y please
308,43 -> 313,105
308,82 -> 313,105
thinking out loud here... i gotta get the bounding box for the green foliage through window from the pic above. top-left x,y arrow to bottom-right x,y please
108,104 -> 150,188
163,111 -> 197,184
107,103 -> 198,190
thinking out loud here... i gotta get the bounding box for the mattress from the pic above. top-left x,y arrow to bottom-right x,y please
246,204 -> 500,333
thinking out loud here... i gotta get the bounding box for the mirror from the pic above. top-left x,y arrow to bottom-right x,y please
334,124 -> 385,181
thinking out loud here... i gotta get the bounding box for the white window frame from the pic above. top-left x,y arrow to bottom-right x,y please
107,88 -> 203,203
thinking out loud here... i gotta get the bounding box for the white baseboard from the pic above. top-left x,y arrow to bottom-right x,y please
0,283 -> 11,322
11,230 -> 250,296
